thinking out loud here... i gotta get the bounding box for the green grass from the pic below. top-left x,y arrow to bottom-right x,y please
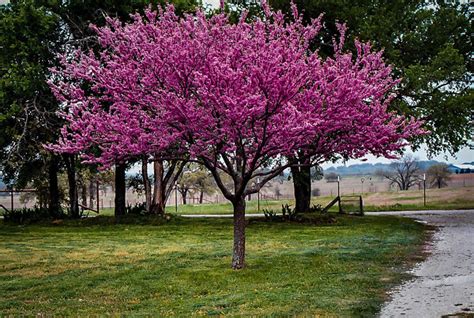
0,215 -> 427,316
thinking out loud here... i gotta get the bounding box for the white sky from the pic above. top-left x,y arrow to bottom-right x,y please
204,0 -> 221,8
321,146 -> 473,169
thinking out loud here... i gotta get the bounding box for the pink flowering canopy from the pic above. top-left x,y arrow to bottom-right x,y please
49,3 -> 423,197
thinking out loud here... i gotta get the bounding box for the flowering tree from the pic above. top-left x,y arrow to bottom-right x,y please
49,4 -> 423,269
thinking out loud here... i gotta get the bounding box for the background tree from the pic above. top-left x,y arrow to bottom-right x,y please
324,172 -> 339,183
0,1 -> 63,215
290,163 -> 323,212
177,164 -> 215,204
427,163 -> 451,189
377,155 -> 422,190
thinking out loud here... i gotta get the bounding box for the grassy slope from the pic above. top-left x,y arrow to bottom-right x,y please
0,215 -> 427,316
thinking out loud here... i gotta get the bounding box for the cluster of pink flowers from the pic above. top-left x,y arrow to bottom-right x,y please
49,3 -> 423,195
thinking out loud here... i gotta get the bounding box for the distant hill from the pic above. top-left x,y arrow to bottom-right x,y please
324,160 -> 443,176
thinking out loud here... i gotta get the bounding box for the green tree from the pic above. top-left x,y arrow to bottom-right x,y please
0,1 -> 63,214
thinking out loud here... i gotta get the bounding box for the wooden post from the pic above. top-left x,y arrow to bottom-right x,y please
10,191 -> 14,212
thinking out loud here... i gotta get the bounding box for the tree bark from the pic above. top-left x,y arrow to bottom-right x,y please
199,190 -> 204,204
291,162 -> 311,213
65,155 -> 79,218
48,155 -> 60,215
115,163 -> 126,217
151,160 -> 165,215
181,189 -> 188,205
142,158 -> 152,212
231,196 -> 246,269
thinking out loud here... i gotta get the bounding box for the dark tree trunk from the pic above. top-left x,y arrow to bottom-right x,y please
199,190 -> 204,204
151,160 -> 165,215
291,162 -> 311,213
115,163 -> 126,217
231,197 -> 246,269
142,158 -> 152,212
65,155 -> 79,218
48,155 -> 60,215
181,189 -> 188,205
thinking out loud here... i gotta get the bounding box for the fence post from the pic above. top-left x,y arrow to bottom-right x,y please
10,191 -> 14,212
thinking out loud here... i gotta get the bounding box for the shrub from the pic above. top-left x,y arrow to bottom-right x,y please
308,204 -> 323,213
2,206 -> 66,224
263,208 -> 279,221
125,202 -> 148,216
281,204 -> 301,221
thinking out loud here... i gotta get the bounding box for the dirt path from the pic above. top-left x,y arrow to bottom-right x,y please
375,210 -> 474,317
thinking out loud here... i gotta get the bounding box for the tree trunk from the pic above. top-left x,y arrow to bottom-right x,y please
48,155 -> 60,216
182,189 -> 188,205
291,164 -> 311,213
231,197 -> 246,269
142,158 -> 152,212
65,155 -> 79,218
115,163 -> 126,217
151,160 -> 165,215
199,190 -> 204,204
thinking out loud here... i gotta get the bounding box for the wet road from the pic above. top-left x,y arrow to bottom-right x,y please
375,210 -> 474,318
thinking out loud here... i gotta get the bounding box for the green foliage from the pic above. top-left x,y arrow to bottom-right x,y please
2,206 -> 65,224
125,202 -> 148,216
308,203 -> 323,213
0,1 -> 62,188
281,203 -> 300,221
262,208 -> 279,221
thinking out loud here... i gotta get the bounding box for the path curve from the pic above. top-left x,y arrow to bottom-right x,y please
377,210 -> 474,317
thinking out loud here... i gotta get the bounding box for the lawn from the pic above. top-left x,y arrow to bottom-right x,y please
0,215 -> 428,316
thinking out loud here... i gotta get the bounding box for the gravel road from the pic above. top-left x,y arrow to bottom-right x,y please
377,210 -> 474,318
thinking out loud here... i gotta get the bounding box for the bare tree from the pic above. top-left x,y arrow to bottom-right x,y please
427,163 -> 451,188
377,155 -> 421,190
324,172 -> 339,183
